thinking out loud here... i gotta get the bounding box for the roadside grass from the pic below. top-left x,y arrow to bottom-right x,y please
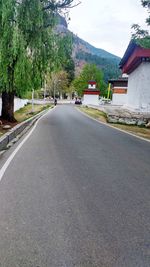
15,103 -> 53,122
0,129 -> 6,136
78,106 -> 150,140
0,103 -> 53,137
79,106 -> 107,123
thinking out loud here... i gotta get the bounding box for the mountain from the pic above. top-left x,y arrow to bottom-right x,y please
56,16 -> 121,81
73,35 -> 120,61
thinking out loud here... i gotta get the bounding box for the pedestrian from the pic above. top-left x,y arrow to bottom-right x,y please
54,98 -> 57,106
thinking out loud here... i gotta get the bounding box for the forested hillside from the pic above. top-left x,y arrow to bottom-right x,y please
75,51 -> 120,81
57,16 -> 121,81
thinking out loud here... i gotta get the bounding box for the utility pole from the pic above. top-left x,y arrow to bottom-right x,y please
53,79 -> 56,101
32,89 -> 34,113
44,79 -> 46,100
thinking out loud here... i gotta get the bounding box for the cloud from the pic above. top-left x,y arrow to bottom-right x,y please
68,0 -> 149,57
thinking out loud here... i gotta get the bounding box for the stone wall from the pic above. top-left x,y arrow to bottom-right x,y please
107,111 -> 150,126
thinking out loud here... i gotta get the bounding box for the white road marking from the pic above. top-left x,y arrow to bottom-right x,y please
0,108 -> 55,182
1,105 -> 149,182
77,107 -> 150,143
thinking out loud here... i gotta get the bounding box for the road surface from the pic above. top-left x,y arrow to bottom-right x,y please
0,105 -> 150,267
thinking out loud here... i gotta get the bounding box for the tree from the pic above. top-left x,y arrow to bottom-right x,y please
0,0 -> 33,121
58,35 -> 75,84
141,0 -> 150,25
72,64 -> 106,96
75,51 -> 121,82
42,0 -> 81,12
46,70 -> 69,99
131,0 -> 150,42
131,24 -> 149,39
0,0 -> 49,121
42,30 -> 75,99
0,0 -> 79,122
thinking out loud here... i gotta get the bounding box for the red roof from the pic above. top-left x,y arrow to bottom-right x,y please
84,89 -> 99,95
119,41 -> 150,74
88,80 -> 96,85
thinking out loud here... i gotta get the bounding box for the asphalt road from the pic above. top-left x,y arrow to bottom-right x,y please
0,104 -> 150,267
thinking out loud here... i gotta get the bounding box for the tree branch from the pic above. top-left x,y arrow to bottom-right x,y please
141,0 -> 150,9
42,0 -> 81,11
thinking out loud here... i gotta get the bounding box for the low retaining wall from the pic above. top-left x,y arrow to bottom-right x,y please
0,108 -> 50,151
107,113 -> 150,126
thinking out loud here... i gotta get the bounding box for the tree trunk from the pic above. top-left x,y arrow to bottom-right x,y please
1,91 -> 16,122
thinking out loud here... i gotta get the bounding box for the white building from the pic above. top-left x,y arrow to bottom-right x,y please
83,81 -> 100,106
119,40 -> 150,111
109,76 -> 128,105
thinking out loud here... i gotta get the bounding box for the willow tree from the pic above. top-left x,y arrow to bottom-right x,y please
17,0 -> 54,100
57,34 -> 75,85
0,0 -> 30,121
0,0 -> 79,121
0,0 -> 46,121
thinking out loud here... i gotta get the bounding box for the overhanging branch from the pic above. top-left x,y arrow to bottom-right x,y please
42,0 -> 81,11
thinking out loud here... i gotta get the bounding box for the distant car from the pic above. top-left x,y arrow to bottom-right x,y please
75,99 -> 82,105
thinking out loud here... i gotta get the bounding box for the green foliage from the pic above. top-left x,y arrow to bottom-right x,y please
17,0 -> 43,47
46,69 -> 69,98
0,0 -> 46,95
0,0 -> 75,95
141,0 -> 150,25
0,0 -> 77,120
131,2 -> 150,48
141,0 -> 150,8
131,1 -> 150,40
43,31 -> 75,94
136,36 -> 150,48
76,52 -> 121,82
73,64 -> 106,96
0,0 -> 18,90
131,24 -> 149,39
73,34 -> 120,61
55,34 -> 75,83
64,56 -> 75,84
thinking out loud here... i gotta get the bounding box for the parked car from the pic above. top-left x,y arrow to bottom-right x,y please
75,98 -> 82,105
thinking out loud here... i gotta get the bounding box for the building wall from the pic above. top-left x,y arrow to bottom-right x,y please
126,62 -> 150,111
88,84 -> 96,89
83,94 -> 99,105
112,94 -> 127,105
0,97 -> 28,116
112,88 -> 127,94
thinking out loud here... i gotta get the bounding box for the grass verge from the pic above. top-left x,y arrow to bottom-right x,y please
0,103 -> 53,136
15,103 -> 53,122
79,106 -> 107,123
78,106 -> 150,140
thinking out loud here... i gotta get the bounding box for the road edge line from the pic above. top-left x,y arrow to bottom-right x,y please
0,107 -> 56,182
76,107 -> 150,143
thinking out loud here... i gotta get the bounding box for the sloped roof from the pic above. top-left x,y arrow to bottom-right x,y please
119,39 -> 150,74
119,41 -> 138,68
88,80 -> 96,85
108,77 -> 128,83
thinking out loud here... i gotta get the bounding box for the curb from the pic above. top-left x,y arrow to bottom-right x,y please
0,108 -> 52,151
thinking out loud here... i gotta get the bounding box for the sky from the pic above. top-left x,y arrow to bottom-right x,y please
68,0 -> 149,57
